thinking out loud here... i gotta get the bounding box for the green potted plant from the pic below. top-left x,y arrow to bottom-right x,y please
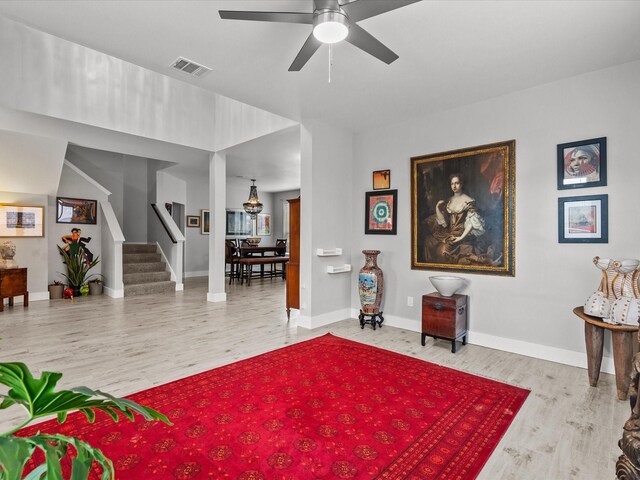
47,280 -> 64,300
57,246 -> 100,298
0,362 -> 170,478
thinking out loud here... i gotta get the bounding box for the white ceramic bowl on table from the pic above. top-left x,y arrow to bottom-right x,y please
429,275 -> 465,297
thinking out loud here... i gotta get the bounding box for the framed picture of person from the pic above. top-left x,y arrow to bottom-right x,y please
410,140 -> 516,276
557,137 -> 607,190
365,189 -> 397,235
558,194 -> 608,243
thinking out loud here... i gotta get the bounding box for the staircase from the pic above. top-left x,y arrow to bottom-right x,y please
123,244 -> 175,297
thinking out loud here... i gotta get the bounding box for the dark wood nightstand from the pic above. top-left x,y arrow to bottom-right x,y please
0,268 -> 28,312
421,292 -> 467,353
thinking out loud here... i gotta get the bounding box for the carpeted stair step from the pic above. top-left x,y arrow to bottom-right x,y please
123,262 -> 166,274
124,280 -> 176,297
123,253 -> 161,264
123,271 -> 171,285
123,243 -> 158,254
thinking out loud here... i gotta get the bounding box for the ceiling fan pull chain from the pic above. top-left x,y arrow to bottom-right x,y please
328,44 -> 333,84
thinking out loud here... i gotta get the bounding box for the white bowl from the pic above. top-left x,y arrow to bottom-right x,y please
429,276 -> 465,297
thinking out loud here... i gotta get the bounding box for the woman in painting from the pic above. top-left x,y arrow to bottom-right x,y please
426,173 -> 492,265
564,144 -> 600,182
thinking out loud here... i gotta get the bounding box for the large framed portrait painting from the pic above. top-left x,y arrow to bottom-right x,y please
411,140 -> 516,276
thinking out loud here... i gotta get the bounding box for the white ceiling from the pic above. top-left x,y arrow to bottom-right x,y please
1,1 -> 639,190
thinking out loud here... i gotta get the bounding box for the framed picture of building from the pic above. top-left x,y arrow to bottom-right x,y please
558,194 -> 608,243
0,204 -> 45,237
411,140 -> 516,276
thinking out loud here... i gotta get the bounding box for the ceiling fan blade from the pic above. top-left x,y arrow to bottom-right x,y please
341,0 -> 421,22
219,11 -> 314,24
289,33 -> 322,71
345,24 -> 398,64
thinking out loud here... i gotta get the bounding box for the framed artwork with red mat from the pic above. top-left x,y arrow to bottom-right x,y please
18,334 -> 529,479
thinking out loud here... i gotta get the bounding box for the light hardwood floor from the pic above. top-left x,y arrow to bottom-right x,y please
0,277 -> 626,479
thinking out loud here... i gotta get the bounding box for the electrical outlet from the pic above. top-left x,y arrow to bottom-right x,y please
407,296 -> 414,307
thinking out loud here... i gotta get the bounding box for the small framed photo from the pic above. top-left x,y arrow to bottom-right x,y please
557,137 -> 606,190
373,169 -> 391,190
0,204 -> 45,237
558,194 -> 608,243
257,213 -> 271,236
201,209 -> 210,235
56,197 -> 97,224
187,215 -> 200,228
365,189 -> 397,235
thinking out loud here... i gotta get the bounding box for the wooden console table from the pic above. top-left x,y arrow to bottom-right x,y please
0,268 -> 28,312
573,306 -> 639,400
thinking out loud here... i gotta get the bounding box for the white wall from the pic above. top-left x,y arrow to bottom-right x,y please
272,189 -> 300,241
49,163 -> 109,285
299,122 -> 354,328
181,171 -> 209,277
351,60 -> 640,370
123,160 -> 148,242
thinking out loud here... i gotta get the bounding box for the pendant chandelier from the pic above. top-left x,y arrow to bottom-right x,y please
243,179 -> 263,217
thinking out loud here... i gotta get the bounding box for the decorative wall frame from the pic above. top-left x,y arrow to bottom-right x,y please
0,204 -> 45,237
557,137 -> 607,190
558,194 -> 608,243
373,169 -> 391,190
56,197 -> 97,225
186,216 -> 200,228
200,209 -> 210,235
225,210 -> 252,236
411,140 -> 516,276
365,189 -> 397,235
257,213 -> 271,236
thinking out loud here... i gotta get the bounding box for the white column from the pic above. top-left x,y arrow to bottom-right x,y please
207,151 -> 227,302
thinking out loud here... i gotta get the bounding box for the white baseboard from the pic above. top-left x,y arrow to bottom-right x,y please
175,283 -> 184,291
185,271 -> 208,278
207,292 -> 227,302
104,287 -> 124,298
31,291 -> 49,302
350,308 -> 609,374
469,331 -> 612,374
298,308 -> 352,330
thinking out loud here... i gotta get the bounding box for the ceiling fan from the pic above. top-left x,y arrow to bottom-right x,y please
219,0 -> 421,71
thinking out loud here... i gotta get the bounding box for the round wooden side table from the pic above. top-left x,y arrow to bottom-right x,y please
573,306 -> 639,400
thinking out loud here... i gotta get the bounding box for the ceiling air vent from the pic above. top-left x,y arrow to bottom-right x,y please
170,57 -> 212,78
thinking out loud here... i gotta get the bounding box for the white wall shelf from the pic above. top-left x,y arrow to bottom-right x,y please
316,248 -> 342,256
327,264 -> 351,274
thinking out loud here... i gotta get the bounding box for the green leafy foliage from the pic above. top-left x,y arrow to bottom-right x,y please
0,363 -> 171,479
57,246 -> 100,288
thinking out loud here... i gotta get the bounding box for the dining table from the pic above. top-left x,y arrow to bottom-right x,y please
239,245 -> 288,285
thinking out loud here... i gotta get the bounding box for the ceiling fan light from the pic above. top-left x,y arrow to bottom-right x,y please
313,11 -> 349,44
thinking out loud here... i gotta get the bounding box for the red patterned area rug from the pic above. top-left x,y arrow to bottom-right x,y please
20,334 -> 528,479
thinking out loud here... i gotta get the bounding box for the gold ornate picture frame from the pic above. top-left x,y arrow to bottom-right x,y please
411,140 -> 515,276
